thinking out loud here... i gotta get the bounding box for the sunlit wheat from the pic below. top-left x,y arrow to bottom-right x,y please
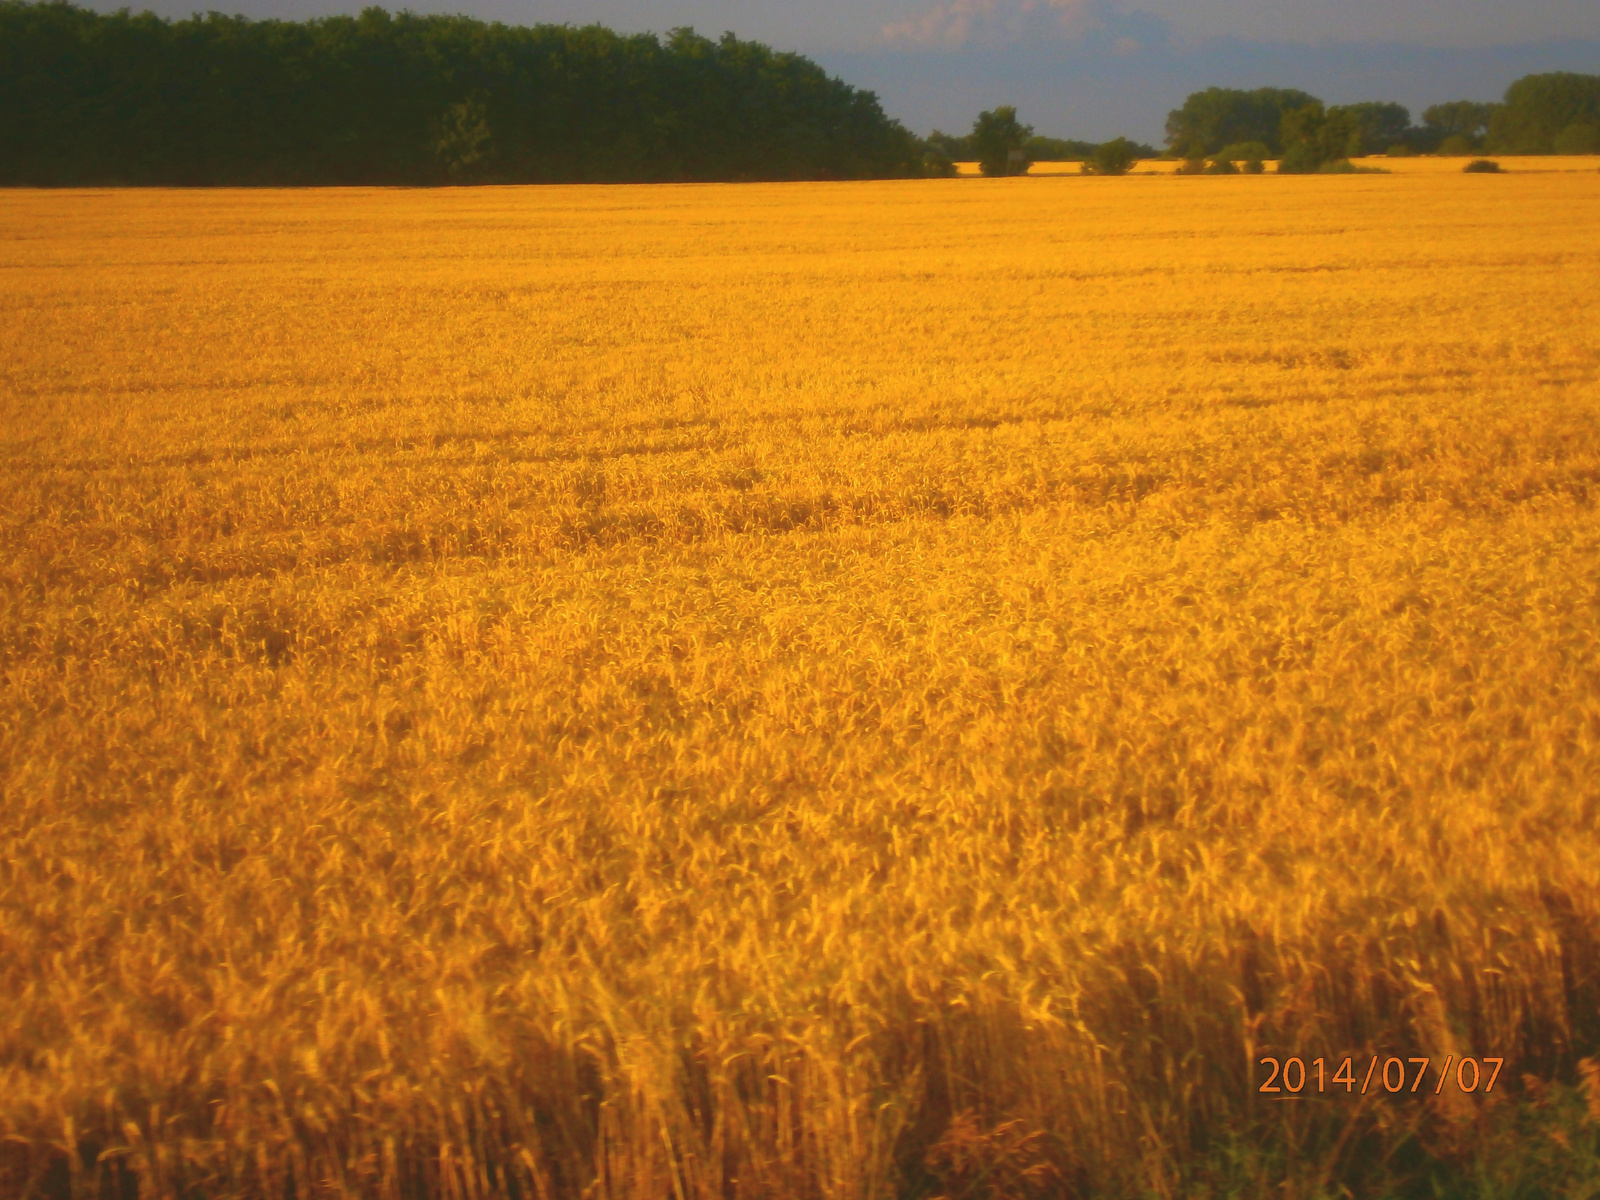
2,167 -> 1599,1198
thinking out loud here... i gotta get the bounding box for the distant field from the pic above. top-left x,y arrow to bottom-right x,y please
965,154 -> 1600,175
2,171 -> 1599,1199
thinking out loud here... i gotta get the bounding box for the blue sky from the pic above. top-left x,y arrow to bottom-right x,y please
82,0 -> 1600,141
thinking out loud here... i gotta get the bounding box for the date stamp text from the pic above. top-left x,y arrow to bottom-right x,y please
1258,1055 -> 1503,1097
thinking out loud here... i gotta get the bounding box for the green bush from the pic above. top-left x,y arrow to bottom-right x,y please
1214,140 -> 1269,172
1277,142 -> 1322,173
1281,156 -> 1386,175
1463,158 -> 1504,172
1386,143 -> 1415,157
1168,138 -> 1209,174
1438,134 -> 1475,156
1081,137 -> 1138,176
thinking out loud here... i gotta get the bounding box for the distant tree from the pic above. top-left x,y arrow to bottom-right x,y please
1463,158 -> 1503,172
1334,102 -> 1410,156
1278,103 -> 1360,173
1165,86 -> 1319,157
1081,137 -> 1137,175
1026,134 -> 1157,162
971,106 -> 1033,176
1437,134 -> 1475,157
920,140 -> 958,177
1490,73 -> 1600,153
1025,135 -> 1096,161
1424,100 -> 1497,147
927,129 -> 973,160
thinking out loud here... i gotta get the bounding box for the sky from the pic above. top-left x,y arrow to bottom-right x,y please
80,0 -> 1600,141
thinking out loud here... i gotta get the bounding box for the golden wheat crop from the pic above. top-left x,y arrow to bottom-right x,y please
3,167 -> 1600,1199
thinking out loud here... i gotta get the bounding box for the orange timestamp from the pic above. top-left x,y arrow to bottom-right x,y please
1258,1055 -> 1504,1097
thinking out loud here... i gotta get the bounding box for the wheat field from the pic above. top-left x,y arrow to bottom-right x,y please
3,167 -> 1600,1199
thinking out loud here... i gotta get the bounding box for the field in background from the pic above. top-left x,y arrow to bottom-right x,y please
963,154 -> 1600,175
3,171 -> 1600,1198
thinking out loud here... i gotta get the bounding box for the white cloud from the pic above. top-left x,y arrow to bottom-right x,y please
881,0 -> 1122,49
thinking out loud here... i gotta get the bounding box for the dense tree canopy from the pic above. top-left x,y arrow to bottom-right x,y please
0,0 -> 927,184
1336,102 -> 1411,156
1423,101 -> 1497,146
1278,102 -> 1362,173
1489,72 -> 1600,154
1165,87 -> 1319,157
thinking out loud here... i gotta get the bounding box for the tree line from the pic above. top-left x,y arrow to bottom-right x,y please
925,124 -> 1157,174
935,73 -> 1599,179
1,0 -> 1595,186
1164,75 -> 1600,173
0,1 -> 928,185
